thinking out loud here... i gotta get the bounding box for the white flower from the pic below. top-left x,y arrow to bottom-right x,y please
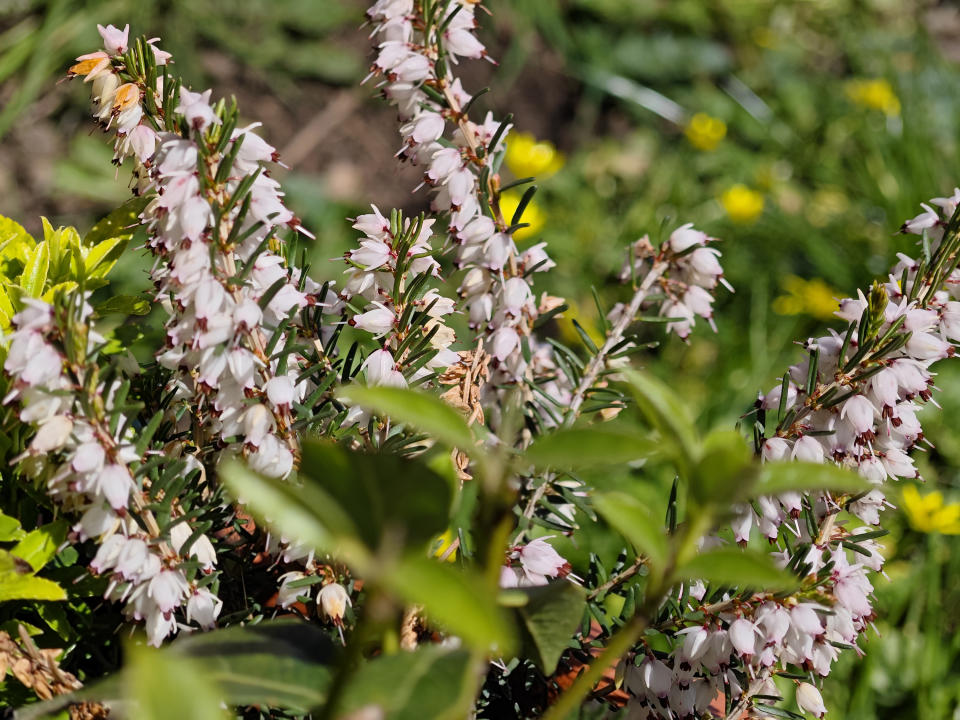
187,588 -> 222,629
728,618 -> 759,658
669,224 -> 707,253
317,583 -> 351,625
97,23 -> 129,55
29,415 -> 73,453
265,376 -> 295,410
519,537 -> 570,584
353,304 -> 396,336
148,569 -> 189,614
795,682 -> 827,718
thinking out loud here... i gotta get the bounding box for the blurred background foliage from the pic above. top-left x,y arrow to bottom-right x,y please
2,0 -> 960,716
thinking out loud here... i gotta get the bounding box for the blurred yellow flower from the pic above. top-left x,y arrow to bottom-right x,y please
499,190 -> 545,241
845,78 -> 901,117
431,529 -> 459,562
684,112 -> 726,151
504,132 -> 565,179
720,184 -> 764,223
557,297 -> 601,348
772,275 -> 840,321
901,485 -> 960,534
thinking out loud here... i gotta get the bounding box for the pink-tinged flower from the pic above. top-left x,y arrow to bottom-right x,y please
90,534 -> 125,574
175,88 -> 220,131
795,682 -> 827,718
669,223 -> 708,253
639,657 -> 673,698
349,239 -> 392,270
148,569 -> 189,614
265,376 -> 295,410
390,53 -> 431,83
840,395 -> 875,437
488,326 -> 520,361
444,27 -> 486,60
124,124 -> 158,161
790,604 -> 824,636
728,618 -> 759,658
277,571 -> 307,608
353,304 -> 396,336
906,331 -> 952,361
147,39 -> 171,66
519,537 -> 571,584
761,437 -> 790,462
114,537 -> 149,579
97,24 -> 129,55
362,349 -> 406,388
242,404 -> 275,447
29,415 -> 73,453
901,203 -> 939,234
792,435 -> 825,464
146,607 -> 177,647
353,205 -> 390,238
187,588 -> 222,629
402,112 -> 444,145
96,464 -> 133,510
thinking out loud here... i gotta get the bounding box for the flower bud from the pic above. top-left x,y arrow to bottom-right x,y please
318,583 -> 351,626
795,682 -> 827,718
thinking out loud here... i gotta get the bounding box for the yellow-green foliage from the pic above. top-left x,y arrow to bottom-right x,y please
0,197 -> 148,331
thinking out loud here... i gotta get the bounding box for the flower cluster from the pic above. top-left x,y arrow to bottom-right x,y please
3,298 -> 220,647
69,25 -> 340,479
614,226 -> 730,341
342,206 -> 459,397
365,1 -> 566,410
625,191 -> 960,716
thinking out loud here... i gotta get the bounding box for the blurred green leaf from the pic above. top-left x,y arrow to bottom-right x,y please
623,370 -> 698,471
0,511 -> 26,542
593,491 -> 668,572
675,546 -> 797,591
336,385 -> 475,453
82,195 -> 151,248
514,582 -> 587,674
339,645 -> 472,720
690,430 -> 756,505
0,550 -> 65,603
386,555 -> 515,654
524,426 -> 658,470
94,294 -> 152,316
754,461 -> 870,497
126,643 -> 229,720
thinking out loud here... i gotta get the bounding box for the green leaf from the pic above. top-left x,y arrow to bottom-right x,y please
514,582 -> 587,674
83,196 -> 150,248
675,546 -> 798,591
19,241 -> 49,298
11,520 -> 68,572
593,491 -> 668,573
754,461 -> 870,497
524,426 -> 658,470
0,511 -> 25,542
222,440 -> 453,570
690,430 -> 756,505
336,385 -> 475,453
126,643 -> 229,720
385,555 -> 515,654
40,281 -> 77,304
167,621 -> 335,711
339,646 -> 472,720
0,214 -> 35,262
623,370 -> 698,471
16,621 -> 335,719
0,550 -> 66,602
94,294 -> 152,316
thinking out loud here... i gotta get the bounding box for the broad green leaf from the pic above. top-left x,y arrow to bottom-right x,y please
167,621 -> 335,711
386,555 -> 515,654
83,195 -> 150,248
755,461 -> 870,497
83,237 -> 126,280
40,281 -> 77,304
675,546 -> 797,591
0,550 -> 66,602
0,284 -> 14,329
220,458 -> 361,568
524,427 -> 658,470
94,294 -> 152,316
515,582 -> 587,674
593,491 -> 668,572
338,385 -> 475,452
339,646 -> 472,720
298,439 -> 453,553
19,241 -> 49,298
0,214 -> 34,265
127,643 -> 229,720
336,385 -> 475,453
0,511 -> 25,542
623,370 -> 698,470
16,621 -> 335,720
690,430 -> 756,506
11,520 -> 68,572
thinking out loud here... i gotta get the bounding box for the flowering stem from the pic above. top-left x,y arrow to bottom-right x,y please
563,260 -> 668,425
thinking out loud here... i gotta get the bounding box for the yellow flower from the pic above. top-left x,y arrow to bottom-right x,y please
720,184 -> 764,223
684,112 -> 726,151
499,190 -> 545,241
504,132 -> 565,179
557,297 -> 601,348
772,275 -> 840,321
901,485 -> 960,534
431,529 -> 459,562
845,78 -> 901,117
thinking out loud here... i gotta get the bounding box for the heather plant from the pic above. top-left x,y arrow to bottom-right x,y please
1,4 -> 959,719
